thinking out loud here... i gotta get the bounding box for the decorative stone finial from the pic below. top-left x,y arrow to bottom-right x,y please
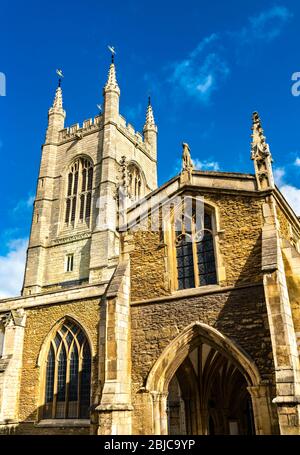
104,61 -> 120,95
46,84 -> 66,143
251,111 -> 274,190
52,86 -> 63,110
143,97 -> 156,131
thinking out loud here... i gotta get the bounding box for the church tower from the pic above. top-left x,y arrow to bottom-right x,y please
22,58 -> 158,295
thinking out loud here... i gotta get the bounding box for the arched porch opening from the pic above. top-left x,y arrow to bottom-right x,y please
167,344 -> 255,434
146,322 -> 271,435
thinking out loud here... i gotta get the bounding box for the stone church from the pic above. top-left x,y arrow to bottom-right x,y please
0,57 -> 300,436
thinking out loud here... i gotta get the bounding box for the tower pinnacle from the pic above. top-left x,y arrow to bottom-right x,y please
46,83 -> 66,143
52,86 -> 63,110
143,97 -> 158,162
143,97 -> 157,131
104,60 -> 120,96
251,111 -> 274,190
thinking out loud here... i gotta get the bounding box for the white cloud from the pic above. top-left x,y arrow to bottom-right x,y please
235,6 -> 293,43
169,156 -> 220,178
168,34 -> 230,103
167,6 -> 291,104
294,157 -> 300,167
0,238 -> 28,298
280,185 -> 300,215
249,6 -> 292,41
274,167 -> 300,215
273,167 -> 285,186
193,159 -> 220,171
13,194 -> 34,213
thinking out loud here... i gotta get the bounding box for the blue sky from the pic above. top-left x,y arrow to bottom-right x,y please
0,0 -> 300,297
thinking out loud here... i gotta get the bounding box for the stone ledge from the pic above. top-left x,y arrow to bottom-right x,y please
0,419 -> 18,425
273,396 -> 300,404
131,282 -> 263,306
0,355 -> 12,373
95,404 -> 133,411
35,419 -> 90,428
0,283 -> 108,312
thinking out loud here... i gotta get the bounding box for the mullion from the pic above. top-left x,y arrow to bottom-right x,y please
176,239 -> 195,289
196,232 -> 217,285
43,323 -> 91,421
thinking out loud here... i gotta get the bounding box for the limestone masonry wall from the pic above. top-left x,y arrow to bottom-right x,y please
276,206 -> 291,242
128,229 -> 169,301
18,299 -> 100,430
130,285 -> 275,434
206,194 -> 264,286
128,193 -> 265,301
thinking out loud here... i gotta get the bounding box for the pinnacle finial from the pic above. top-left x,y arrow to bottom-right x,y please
50,69 -> 64,111
143,97 -> 156,131
251,111 -> 271,159
52,86 -> 63,110
46,79 -> 66,143
104,59 -> 120,95
251,111 -> 274,190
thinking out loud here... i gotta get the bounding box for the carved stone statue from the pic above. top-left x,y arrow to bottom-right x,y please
180,142 -> 194,185
182,142 -> 194,171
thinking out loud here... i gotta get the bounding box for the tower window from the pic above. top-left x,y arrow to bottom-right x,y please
127,163 -> 144,201
42,320 -> 91,420
65,157 -> 93,226
175,211 -> 217,290
66,254 -> 74,272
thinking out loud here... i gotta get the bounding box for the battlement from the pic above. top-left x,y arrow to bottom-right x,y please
59,114 -> 103,141
58,112 -> 145,147
58,111 -> 152,160
118,115 -> 145,146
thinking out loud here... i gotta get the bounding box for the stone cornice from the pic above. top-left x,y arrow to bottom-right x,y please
0,283 -> 107,312
52,232 -> 92,245
131,282 -> 263,306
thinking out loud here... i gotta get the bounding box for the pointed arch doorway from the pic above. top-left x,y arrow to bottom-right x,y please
167,343 -> 255,434
146,322 -> 270,435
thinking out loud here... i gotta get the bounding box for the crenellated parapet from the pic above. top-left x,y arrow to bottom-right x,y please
58,112 -> 153,156
59,114 -> 104,141
118,116 -> 145,147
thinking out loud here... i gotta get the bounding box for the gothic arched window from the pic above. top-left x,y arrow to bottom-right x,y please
43,320 -> 91,420
65,157 -> 93,226
128,164 -> 144,201
175,211 -> 217,290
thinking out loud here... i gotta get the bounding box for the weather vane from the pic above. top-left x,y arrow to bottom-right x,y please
108,45 -> 116,63
56,69 -> 64,87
